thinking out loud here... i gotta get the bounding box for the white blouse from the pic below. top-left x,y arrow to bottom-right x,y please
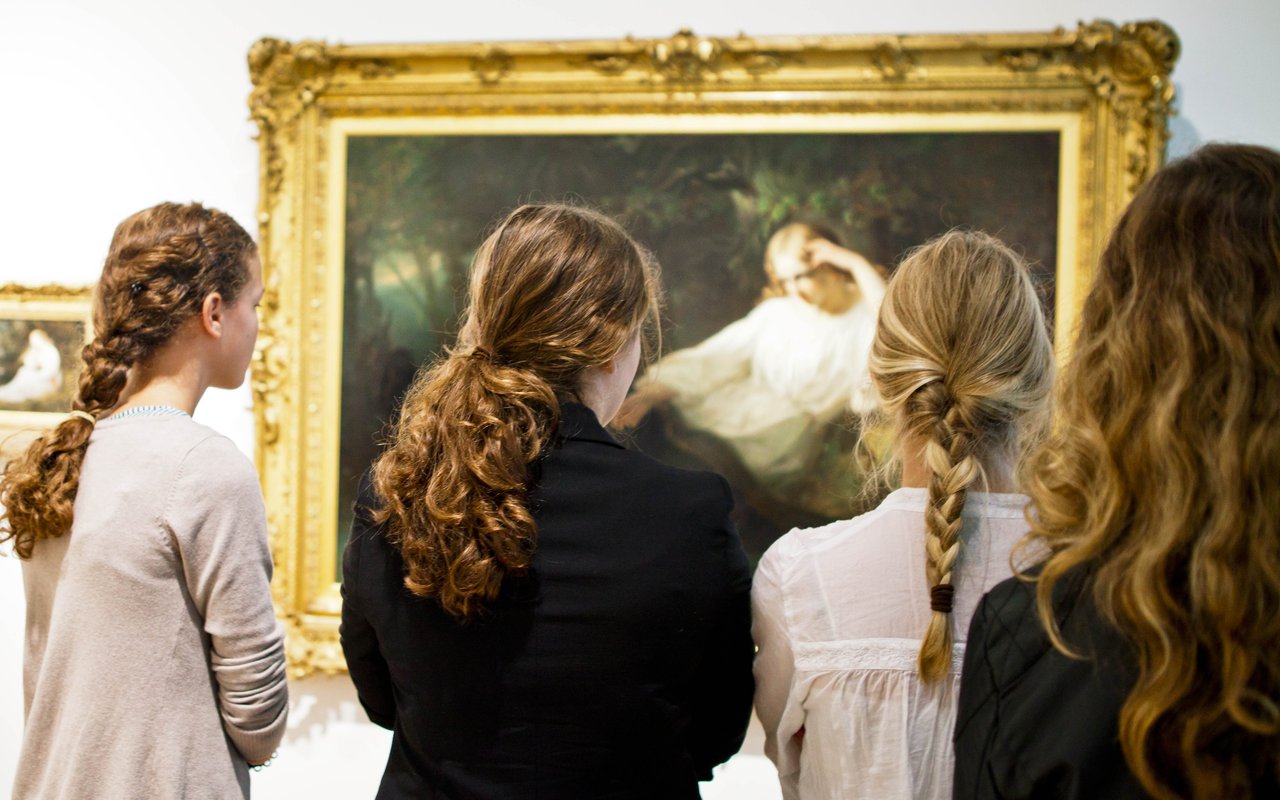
752,487 -> 1033,800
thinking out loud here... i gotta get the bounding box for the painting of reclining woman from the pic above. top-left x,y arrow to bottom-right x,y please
616,223 -> 888,555
0,314 -> 87,415
338,131 -> 1060,565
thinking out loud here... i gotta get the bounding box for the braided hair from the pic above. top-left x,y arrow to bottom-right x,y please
0,202 -> 255,557
869,229 -> 1053,682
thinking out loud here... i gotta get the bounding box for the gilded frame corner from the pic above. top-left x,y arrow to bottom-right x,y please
248,21 -> 1180,676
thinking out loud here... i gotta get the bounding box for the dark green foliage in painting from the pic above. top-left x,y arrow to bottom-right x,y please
336,131 -> 1060,562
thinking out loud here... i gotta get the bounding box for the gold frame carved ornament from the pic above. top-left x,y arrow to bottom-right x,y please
247,22 -> 1180,676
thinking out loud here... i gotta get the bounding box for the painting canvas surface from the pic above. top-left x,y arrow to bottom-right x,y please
337,131 -> 1060,565
0,318 -> 85,414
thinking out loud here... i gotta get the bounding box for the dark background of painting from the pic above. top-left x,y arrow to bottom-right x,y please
337,131 -> 1060,566
0,319 -> 85,413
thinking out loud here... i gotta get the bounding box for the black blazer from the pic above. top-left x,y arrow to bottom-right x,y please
954,571 -> 1148,799
340,402 -> 754,800
957,572 -> 1280,800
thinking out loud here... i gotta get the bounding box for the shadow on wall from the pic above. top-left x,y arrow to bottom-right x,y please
249,676 -> 391,798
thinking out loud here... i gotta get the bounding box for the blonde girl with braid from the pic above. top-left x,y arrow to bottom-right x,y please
752,230 -> 1052,800
1,202 -> 287,799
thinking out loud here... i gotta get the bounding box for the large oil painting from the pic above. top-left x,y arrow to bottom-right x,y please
338,131 -> 1060,561
247,23 -> 1178,673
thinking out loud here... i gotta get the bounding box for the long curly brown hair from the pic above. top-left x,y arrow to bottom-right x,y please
1023,143 -> 1280,798
371,203 -> 661,620
869,229 -> 1053,683
0,202 -> 255,558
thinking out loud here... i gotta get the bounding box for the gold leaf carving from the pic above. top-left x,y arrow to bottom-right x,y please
471,48 -> 513,84
990,49 -> 1056,72
649,29 -> 722,83
284,617 -> 346,678
1070,20 -> 1179,189
248,38 -> 336,194
579,32 -> 788,83
0,283 -> 92,299
731,50 -> 793,76
251,273 -> 287,446
358,59 -> 406,80
582,54 -> 636,76
1071,20 -> 1179,91
248,37 -> 334,118
872,41 -> 916,79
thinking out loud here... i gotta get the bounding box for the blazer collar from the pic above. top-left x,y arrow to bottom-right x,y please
557,401 -> 624,449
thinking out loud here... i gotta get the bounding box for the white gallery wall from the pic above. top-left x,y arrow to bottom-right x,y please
1,0 -> 1278,797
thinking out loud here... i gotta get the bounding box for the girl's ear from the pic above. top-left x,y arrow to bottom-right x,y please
201,292 -> 225,339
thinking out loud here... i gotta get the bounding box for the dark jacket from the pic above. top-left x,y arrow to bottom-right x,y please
957,571 -> 1280,800
954,570 -> 1148,799
340,402 -> 754,800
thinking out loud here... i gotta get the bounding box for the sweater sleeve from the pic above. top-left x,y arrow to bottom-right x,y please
751,539 -> 803,800
164,435 -> 289,765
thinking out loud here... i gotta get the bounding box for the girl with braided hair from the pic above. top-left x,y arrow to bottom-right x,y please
752,230 -> 1052,800
2,202 -> 287,799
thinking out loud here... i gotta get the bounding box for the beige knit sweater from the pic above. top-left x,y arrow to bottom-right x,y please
16,415 -> 288,799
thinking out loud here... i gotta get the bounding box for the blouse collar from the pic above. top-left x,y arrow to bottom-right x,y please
880,485 -> 1029,517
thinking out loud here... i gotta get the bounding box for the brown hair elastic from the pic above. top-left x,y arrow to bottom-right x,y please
930,583 -> 955,613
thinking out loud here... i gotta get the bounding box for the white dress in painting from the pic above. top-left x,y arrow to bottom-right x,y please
0,329 -> 63,405
642,291 -> 881,489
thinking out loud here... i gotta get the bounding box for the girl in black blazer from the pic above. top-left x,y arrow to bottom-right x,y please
340,204 -> 754,799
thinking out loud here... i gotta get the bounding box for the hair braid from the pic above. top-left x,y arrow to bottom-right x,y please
0,202 -> 255,558
917,383 -> 983,680
868,229 -> 1053,685
74,335 -> 142,415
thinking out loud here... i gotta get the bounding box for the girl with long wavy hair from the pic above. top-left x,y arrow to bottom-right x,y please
339,203 -> 754,799
752,229 -> 1053,799
1,202 -> 287,799
955,143 -> 1280,799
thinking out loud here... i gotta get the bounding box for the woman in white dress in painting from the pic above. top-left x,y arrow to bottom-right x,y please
620,223 -> 886,493
0,329 -> 63,405
752,230 -> 1053,799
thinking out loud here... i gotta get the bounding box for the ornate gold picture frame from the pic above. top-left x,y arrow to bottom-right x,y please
248,22 -> 1179,675
0,284 -> 93,458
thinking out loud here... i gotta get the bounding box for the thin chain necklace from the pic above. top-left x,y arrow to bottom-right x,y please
103,404 -> 190,421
